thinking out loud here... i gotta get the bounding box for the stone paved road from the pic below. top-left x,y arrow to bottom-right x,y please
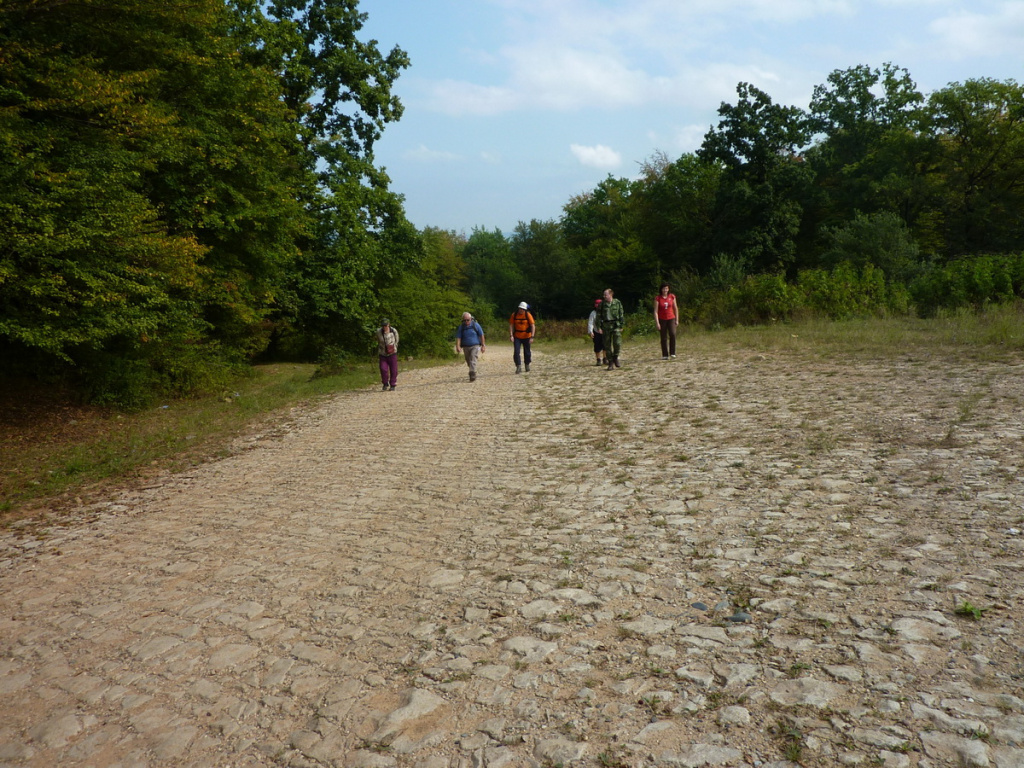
2,341 -> 1023,768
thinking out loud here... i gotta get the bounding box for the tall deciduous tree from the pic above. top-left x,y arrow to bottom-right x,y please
1,0 -> 416,403
0,0 -> 299,388
928,78 -> 1024,257
462,228 -> 522,317
561,176 -> 654,309
805,64 -> 929,242
236,0 -> 418,354
699,83 -> 813,273
509,219 -> 582,318
633,151 -> 721,278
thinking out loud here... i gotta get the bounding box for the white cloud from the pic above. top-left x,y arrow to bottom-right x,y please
427,80 -> 520,117
507,46 -> 651,109
405,145 -> 462,163
424,0 -> 842,116
570,143 -> 622,169
673,125 -> 712,153
928,3 -> 1024,59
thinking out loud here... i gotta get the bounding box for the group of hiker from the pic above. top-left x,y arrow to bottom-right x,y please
374,284 -> 679,388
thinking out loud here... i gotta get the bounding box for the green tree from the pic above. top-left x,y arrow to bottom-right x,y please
561,176 -> 654,309
462,228 -> 522,319
804,63 -> 931,258
633,151 -> 721,278
699,82 -> 813,273
509,219 -> 582,318
927,78 -> 1024,257
0,0 -> 291,399
230,0 -> 417,356
819,211 -> 922,283
420,227 -> 468,290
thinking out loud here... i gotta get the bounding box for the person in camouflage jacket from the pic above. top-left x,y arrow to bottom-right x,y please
600,287 -> 625,369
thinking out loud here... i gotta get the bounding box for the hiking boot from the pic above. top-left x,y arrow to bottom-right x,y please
595,359 -> 602,366
382,383 -> 389,391
614,356 -> 621,368
606,359 -> 614,370
515,365 -> 521,374
389,385 -> 396,391
525,363 -> 530,372
469,371 -> 476,382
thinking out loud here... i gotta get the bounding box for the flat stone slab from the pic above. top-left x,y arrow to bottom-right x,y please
770,678 -> 847,708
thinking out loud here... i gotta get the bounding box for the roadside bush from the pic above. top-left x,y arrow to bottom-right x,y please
727,273 -> 799,324
911,253 -> 1024,316
311,346 -> 360,379
624,308 -> 657,338
379,273 -> 471,357
665,268 -> 706,325
819,211 -> 923,283
798,262 -> 890,319
536,318 -> 585,342
75,339 -> 242,409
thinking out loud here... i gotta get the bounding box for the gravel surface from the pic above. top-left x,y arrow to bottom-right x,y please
2,340 -> 1023,767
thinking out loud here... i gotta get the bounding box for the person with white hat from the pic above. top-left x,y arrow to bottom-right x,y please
508,301 -> 535,374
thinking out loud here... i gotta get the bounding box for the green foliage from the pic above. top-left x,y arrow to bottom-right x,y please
0,1 -> 215,366
687,263 -> 911,328
635,152 -> 721,277
0,0 -> 416,405
805,63 -> 927,235
729,273 -> 800,324
510,219 -> 584,318
623,309 -> 657,338
911,253 -> 1024,315
378,272 -> 468,357
77,342 -> 244,410
820,211 -> 922,283
463,227 -> 523,314
928,79 -> 1024,256
798,262 -> 906,319
954,600 -> 986,621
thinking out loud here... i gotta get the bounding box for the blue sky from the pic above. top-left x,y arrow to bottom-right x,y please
360,0 -> 1024,234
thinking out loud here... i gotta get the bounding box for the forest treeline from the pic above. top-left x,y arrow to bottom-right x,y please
2,0 -> 1023,407
447,63 -> 1024,329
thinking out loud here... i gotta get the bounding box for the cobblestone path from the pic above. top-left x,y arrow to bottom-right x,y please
2,341 -> 1023,768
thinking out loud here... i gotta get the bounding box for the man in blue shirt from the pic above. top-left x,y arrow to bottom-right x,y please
455,312 -> 486,382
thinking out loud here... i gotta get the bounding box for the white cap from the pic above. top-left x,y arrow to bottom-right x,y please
518,301 -> 528,309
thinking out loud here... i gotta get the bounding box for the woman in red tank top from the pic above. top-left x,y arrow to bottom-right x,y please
654,283 -> 679,359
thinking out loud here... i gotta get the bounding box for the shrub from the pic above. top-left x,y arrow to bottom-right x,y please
536,318 -> 586,342
911,253 -> 1024,316
379,273 -> 472,357
624,309 -> 657,338
74,339 -> 243,409
819,211 -> 923,283
798,262 -> 890,319
727,273 -> 799,324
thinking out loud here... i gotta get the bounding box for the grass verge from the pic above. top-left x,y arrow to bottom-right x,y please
680,304 -> 1024,361
541,305 -> 1024,362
